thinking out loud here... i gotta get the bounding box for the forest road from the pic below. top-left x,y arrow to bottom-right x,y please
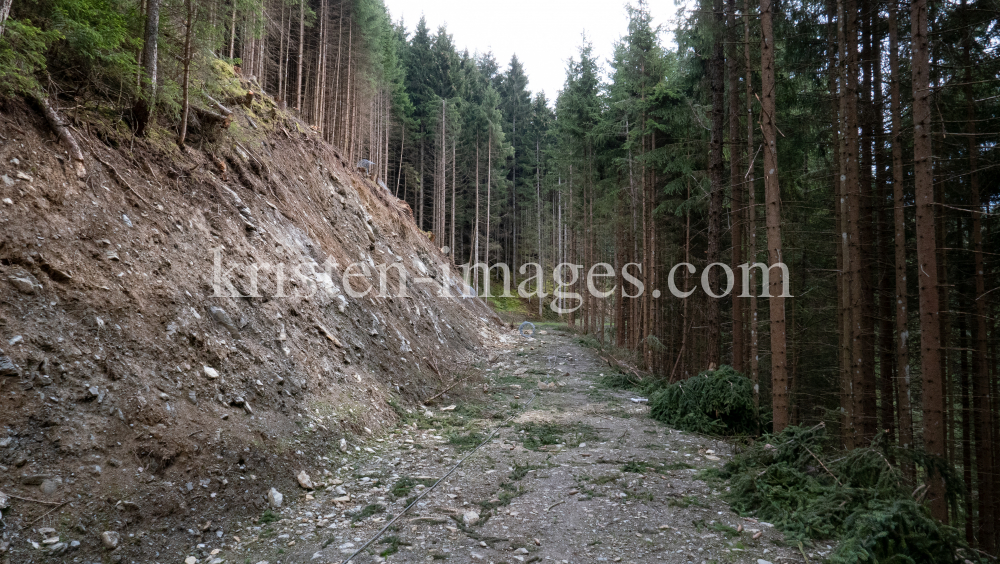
240,331 -> 806,564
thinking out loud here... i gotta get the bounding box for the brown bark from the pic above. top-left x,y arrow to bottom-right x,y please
964,0 -> 995,544
728,0 -> 745,373
296,0 -> 305,112
873,14 -> 895,446
38,97 -> 86,178
888,0 -> 914,473
912,0 -> 947,520
177,0 -> 195,148
745,0 -> 759,408
706,0 -> 726,368
829,0 -> 852,447
960,301 -> 973,544
859,0 -> 877,444
761,0 -> 787,431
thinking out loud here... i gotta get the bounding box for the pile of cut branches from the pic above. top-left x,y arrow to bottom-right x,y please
720,424 -> 984,563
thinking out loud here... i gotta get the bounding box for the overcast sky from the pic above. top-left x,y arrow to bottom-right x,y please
382,0 -> 688,102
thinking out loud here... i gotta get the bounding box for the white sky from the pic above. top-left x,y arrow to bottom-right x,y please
383,0 -> 689,102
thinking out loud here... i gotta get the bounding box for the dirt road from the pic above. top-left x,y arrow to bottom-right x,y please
216,329 -> 809,564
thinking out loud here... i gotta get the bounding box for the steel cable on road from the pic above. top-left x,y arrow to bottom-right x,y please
339,393 -> 538,564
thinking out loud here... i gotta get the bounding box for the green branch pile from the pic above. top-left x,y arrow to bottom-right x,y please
720,424 -> 984,563
647,365 -> 760,436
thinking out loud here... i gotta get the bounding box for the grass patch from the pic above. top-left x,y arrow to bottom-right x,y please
259,509 -> 279,524
349,503 -> 386,522
662,461 -> 696,470
668,495 -> 708,508
447,430 -> 486,452
378,535 -> 410,557
516,422 -> 599,451
622,461 -> 654,474
390,476 -> 437,499
709,522 -> 741,537
590,473 -> 620,485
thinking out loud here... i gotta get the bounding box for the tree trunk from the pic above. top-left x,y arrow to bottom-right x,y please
859,0 -> 877,444
745,0 -> 759,409
537,137 -> 543,317
38,96 -> 86,178
134,0 -> 162,136
728,0 -> 744,373
486,131 -> 492,266
888,0 -> 914,474
0,0 -> 14,38
760,0 -> 787,432
229,0 -> 236,60
964,0 -> 995,544
706,0 -> 726,368
178,0 -> 195,148
296,0 -> 305,112
451,135 -> 456,257
960,301 -> 973,544
912,0 -> 946,520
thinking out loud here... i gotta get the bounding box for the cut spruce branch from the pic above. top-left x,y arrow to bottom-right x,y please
37,96 -> 86,178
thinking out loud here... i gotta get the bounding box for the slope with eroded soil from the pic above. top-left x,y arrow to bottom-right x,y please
0,90 -> 501,563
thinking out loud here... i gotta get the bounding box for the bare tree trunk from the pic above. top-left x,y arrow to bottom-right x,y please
332,1 -> 344,140
296,0 -> 304,112
912,0 -> 946,520
728,0 -> 744,373
178,0 -> 196,148
451,135 -> 456,257
38,97 -> 86,178
134,0 -> 162,136
706,0 -> 726,367
745,0 -> 759,408
474,137 -> 480,289
343,20 -> 352,151
229,0 -> 236,59
888,0 -> 914,475
486,131 -> 492,266
395,125 -> 405,197
760,0 -> 788,432
537,136 -> 543,318
0,0 -> 14,39
964,0 -> 995,544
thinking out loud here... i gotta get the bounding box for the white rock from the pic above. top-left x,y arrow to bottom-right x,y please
268,487 -> 283,508
8,273 -> 41,294
1,198 -> 12,205
204,366 -> 220,379
297,471 -> 314,490
185,557 -> 197,564
757,560 -> 774,564
100,531 -> 119,550
339,438 -> 348,452
463,510 -> 480,526
470,551 -> 484,560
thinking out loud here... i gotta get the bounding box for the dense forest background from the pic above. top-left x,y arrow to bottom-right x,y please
1,0 -> 999,552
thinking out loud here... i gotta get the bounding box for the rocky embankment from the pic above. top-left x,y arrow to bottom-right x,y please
0,91 -> 501,563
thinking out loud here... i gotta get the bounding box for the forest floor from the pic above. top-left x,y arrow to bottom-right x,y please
217,328 -> 812,564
